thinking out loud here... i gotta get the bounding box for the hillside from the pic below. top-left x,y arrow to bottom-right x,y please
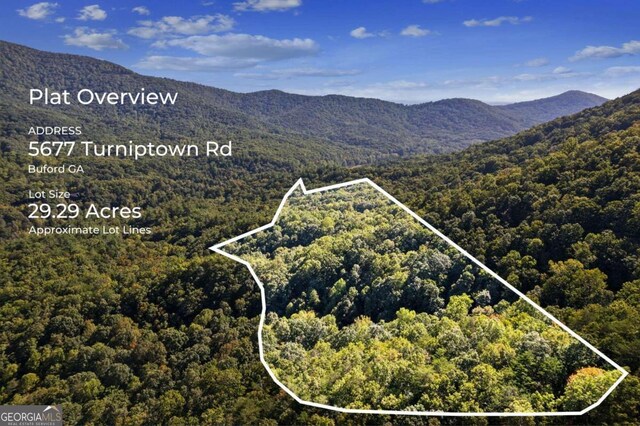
0,40 -> 606,157
2,87 -> 638,423
313,88 -> 640,421
327,88 -> 640,299
1,40 -> 638,424
223,183 -> 621,413
233,90 -> 607,153
497,90 -> 608,124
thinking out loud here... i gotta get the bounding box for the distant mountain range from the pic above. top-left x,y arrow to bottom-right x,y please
224,89 -> 607,153
0,40 -> 607,159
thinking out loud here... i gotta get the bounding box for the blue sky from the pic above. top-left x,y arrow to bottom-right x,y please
1,0 -> 639,103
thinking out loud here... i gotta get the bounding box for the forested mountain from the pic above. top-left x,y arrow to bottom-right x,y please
312,88 -> 640,421
0,40 -> 606,157
0,40 -> 638,424
496,90 -> 608,124
225,183 -> 621,413
211,90 -> 606,153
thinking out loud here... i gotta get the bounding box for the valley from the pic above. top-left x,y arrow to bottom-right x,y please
0,40 -> 638,424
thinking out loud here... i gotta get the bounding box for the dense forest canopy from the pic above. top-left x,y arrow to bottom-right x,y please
0,40 -> 639,424
225,184 -> 621,413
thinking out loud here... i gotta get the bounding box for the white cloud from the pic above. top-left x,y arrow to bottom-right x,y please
443,68 -> 584,88
138,33 -> 318,71
155,33 -> 318,59
233,0 -> 301,12
350,27 -> 375,39
553,66 -> 572,74
128,15 -> 234,38
423,0 -> 446,3
463,16 -> 533,27
77,4 -> 107,21
288,80 -> 433,104
604,66 -> 640,77
374,80 -> 429,89
524,57 -> 548,67
570,40 -> 640,61
513,73 -> 544,82
443,76 -> 503,88
17,2 -> 58,20
236,67 -> 360,79
132,6 -> 150,16
400,25 -> 431,37
55,17 -> 65,23
136,56 -> 262,71
514,69 -> 584,82
63,27 -> 127,50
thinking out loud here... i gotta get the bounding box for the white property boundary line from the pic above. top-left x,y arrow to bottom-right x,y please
209,178 -> 628,417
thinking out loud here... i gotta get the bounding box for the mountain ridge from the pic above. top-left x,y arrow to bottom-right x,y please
1,39 -> 640,424
0,40 -> 608,156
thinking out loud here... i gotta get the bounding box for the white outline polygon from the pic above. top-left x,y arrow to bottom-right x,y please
209,178 -> 627,417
